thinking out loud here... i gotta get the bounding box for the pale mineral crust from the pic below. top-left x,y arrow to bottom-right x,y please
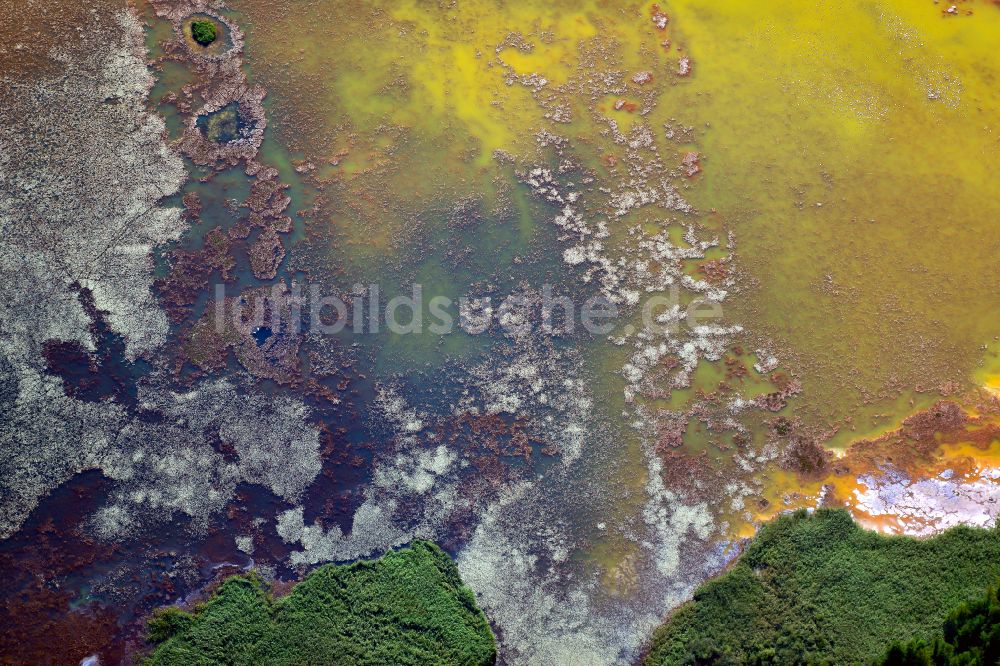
0,4 -> 320,540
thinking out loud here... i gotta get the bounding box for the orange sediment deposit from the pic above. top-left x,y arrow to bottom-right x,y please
751,390 -> 1000,536
834,393 -> 1000,479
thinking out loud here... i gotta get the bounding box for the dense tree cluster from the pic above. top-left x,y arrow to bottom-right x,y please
144,541 -> 496,665
190,19 -> 217,46
880,583 -> 999,666
645,509 -> 1000,665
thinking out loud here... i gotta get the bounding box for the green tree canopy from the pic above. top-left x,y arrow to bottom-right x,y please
144,541 -> 497,666
645,509 -> 1000,666
190,20 -> 217,47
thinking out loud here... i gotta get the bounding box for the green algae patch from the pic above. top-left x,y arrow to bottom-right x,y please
645,509 -> 1000,666
143,541 -> 497,666
190,20 -> 217,47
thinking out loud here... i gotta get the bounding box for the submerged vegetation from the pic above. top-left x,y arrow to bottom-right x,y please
144,541 -> 496,665
645,509 -> 1000,665
190,19 -> 217,47
197,104 -> 240,143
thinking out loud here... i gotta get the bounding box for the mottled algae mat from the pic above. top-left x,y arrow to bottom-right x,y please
0,0 -> 998,663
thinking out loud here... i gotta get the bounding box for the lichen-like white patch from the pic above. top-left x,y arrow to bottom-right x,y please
521,143 -> 716,309
563,246 -> 588,265
457,483 -> 623,666
375,385 -> 426,439
377,444 -> 456,494
753,349 -> 780,374
280,319 -> 598,568
0,10 -> 186,361
466,330 -> 593,463
642,455 -> 715,576
279,387 -> 465,566
456,446 -> 726,665
0,8 -> 321,539
235,535 -> 255,555
852,466 -> 1000,536
277,499 -> 419,567
96,376 -> 325,532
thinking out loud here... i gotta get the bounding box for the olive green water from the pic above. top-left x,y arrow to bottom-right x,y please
222,0 -> 1000,559
668,0 -> 1000,442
